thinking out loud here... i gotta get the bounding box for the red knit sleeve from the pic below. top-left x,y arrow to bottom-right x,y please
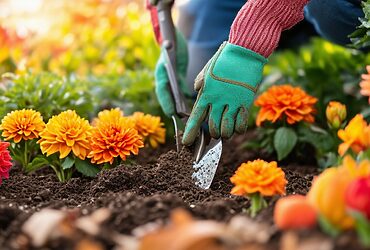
229,0 -> 310,58
146,0 -> 162,44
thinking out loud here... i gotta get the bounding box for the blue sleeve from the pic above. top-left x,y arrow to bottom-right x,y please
304,0 -> 364,46
180,0 -> 245,48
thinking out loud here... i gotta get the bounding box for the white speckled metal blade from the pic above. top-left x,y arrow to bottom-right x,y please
192,139 -> 222,189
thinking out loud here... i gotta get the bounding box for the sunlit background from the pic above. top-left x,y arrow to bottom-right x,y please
0,0 -> 159,75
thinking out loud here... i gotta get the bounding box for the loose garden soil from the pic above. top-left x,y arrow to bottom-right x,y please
0,132 -> 366,249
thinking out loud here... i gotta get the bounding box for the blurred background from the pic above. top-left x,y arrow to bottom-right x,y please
0,0 -> 368,127
0,0 -> 158,75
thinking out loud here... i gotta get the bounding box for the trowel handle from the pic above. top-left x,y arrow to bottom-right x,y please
156,1 -> 189,117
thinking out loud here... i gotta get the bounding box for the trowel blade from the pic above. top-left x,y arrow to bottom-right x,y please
192,138 -> 222,189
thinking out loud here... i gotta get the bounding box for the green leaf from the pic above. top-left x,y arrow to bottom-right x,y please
350,211 -> 370,247
274,127 -> 297,161
75,158 -> 100,177
61,156 -> 75,170
26,156 -> 49,173
318,215 -> 341,237
318,152 -> 340,169
358,149 -> 370,161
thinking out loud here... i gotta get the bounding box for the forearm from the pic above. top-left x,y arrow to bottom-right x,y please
229,0 -> 310,57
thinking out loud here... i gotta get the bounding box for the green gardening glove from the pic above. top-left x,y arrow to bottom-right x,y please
182,42 -> 268,145
155,30 -> 191,117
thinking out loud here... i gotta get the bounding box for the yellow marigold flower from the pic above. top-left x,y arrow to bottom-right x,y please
307,156 -> 370,230
255,85 -> 317,126
230,159 -> 287,197
88,115 -> 144,164
325,101 -> 347,129
91,108 -> 125,126
0,109 -> 45,143
360,65 -> 370,104
37,110 -> 92,160
129,112 -> 166,148
338,114 -> 370,156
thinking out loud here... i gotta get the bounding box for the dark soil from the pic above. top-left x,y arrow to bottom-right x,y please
0,133 -> 365,249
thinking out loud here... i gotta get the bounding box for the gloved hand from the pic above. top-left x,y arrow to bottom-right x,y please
182,42 -> 267,145
155,30 -> 191,117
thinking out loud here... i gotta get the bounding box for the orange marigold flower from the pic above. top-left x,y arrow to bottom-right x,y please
129,112 -> 166,148
360,65 -> 370,104
255,85 -> 317,126
0,109 -> 45,143
338,114 -> 370,156
88,114 -> 144,164
91,108 -> 126,126
37,110 -> 92,160
230,159 -> 287,197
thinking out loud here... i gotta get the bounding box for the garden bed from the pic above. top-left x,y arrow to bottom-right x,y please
0,133 -> 365,250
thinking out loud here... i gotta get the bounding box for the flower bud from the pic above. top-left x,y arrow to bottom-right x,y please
326,101 -> 347,129
345,176 -> 370,220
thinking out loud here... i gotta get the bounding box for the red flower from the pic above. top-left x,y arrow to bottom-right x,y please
345,176 -> 370,220
0,141 -> 12,184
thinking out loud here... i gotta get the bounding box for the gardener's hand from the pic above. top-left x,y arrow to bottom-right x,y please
182,42 -> 267,145
155,30 -> 191,117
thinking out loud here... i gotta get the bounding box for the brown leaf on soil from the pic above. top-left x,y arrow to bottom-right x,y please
21,208 -> 112,248
237,244 -> 268,250
22,208 -> 68,247
75,239 -> 105,250
227,216 -> 276,244
139,209 -> 227,250
280,231 -> 334,250
76,208 -> 111,235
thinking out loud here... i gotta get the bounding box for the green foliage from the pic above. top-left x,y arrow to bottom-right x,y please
88,69 -> 161,115
75,158 -> 100,177
349,0 -> 370,49
9,140 -> 41,172
266,38 -> 369,125
0,73 -> 94,120
243,122 -> 340,166
297,124 -> 340,168
350,211 -> 370,247
274,127 -> 297,161
43,154 -> 100,182
27,156 -> 49,173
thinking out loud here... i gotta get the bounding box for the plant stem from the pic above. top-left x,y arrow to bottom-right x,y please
50,158 -> 73,182
50,164 -> 63,182
249,193 -> 267,218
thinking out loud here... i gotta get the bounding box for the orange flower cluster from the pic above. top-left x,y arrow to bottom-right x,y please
255,85 -> 317,126
1,107 -> 163,168
308,156 -> 370,230
360,66 -> 370,104
0,109 -> 45,143
38,110 -> 92,160
129,112 -> 166,148
88,109 -> 144,164
230,159 -> 287,197
338,114 -> 370,156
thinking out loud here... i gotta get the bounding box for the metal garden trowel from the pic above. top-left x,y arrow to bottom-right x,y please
156,1 -> 222,189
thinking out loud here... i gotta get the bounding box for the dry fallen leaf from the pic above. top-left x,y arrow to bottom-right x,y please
76,208 -> 111,235
139,209 -> 227,250
280,231 -> 334,250
280,231 -> 299,250
22,209 -> 67,247
75,239 -> 105,250
227,216 -> 276,244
